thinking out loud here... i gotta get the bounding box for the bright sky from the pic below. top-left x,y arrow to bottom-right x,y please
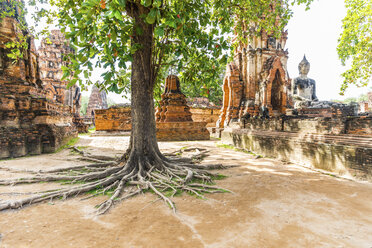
27,0 -> 370,103
286,0 -> 370,101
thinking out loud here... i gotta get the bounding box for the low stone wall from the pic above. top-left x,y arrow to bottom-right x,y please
156,122 -> 210,141
95,106 -> 131,131
222,117 -> 372,181
242,116 -> 372,135
0,124 -> 77,158
190,107 -> 219,128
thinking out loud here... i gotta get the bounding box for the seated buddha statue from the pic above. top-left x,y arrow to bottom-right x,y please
292,55 -> 318,108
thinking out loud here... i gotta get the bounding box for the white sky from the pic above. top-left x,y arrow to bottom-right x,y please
286,0 -> 370,101
27,0 -> 370,103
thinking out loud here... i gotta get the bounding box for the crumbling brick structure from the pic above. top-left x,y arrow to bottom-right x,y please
188,97 -> 220,128
38,30 -> 81,114
217,27 -> 292,128
95,104 -> 131,132
0,15 -> 78,158
218,16 -> 371,181
156,75 -> 210,141
86,86 -> 108,118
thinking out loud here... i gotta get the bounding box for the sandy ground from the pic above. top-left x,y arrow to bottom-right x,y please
0,136 -> 372,248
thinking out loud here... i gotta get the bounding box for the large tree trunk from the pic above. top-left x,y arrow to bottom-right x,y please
125,6 -> 164,173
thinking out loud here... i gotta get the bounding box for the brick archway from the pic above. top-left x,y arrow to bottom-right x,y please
265,57 -> 290,115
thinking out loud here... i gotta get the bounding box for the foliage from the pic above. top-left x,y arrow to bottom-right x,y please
79,95 -> 89,116
1,0 -> 315,108
5,0 -> 313,99
337,0 -> 372,94
332,92 -> 369,104
179,50 -> 225,105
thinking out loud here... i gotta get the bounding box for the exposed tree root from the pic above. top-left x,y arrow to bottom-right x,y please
0,150 -> 230,214
70,146 -> 118,162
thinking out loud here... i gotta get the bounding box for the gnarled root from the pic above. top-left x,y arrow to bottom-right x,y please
0,154 -> 229,214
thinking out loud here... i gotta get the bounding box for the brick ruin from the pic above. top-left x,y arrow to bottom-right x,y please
217,27 -> 291,128
187,97 -> 220,128
218,23 -> 372,181
95,104 -> 131,132
86,86 -> 108,118
0,13 -> 83,158
93,97 -> 219,136
359,92 -> 372,114
155,75 -> 210,141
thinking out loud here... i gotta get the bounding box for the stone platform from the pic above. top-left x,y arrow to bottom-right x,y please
221,117 -> 372,181
156,122 -> 210,141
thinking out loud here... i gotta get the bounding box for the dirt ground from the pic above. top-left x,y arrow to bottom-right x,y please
0,136 -> 371,248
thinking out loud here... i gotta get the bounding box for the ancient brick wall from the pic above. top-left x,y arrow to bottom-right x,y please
222,129 -> 372,181
156,122 -> 210,141
0,16 -> 78,159
222,116 -> 372,181
240,116 -> 372,136
86,86 -> 108,118
189,107 -> 219,128
95,105 -> 131,131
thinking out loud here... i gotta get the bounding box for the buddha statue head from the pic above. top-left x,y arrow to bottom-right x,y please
298,55 -> 310,77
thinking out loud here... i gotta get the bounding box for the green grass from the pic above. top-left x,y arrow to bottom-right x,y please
77,146 -> 88,150
55,137 -> 80,153
216,143 -> 263,157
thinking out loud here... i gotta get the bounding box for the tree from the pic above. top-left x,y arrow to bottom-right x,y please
0,0 -> 313,213
179,50 -> 226,105
337,0 -> 372,94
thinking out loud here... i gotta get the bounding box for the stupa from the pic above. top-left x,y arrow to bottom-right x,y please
156,75 -> 210,141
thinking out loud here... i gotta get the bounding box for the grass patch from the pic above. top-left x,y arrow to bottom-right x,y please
77,146 -> 88,150
55,137 -> 80,153
78,132 -> 91,136
216,143 -> 263,157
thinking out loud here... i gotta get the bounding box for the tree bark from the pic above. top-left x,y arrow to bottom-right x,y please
126,5 -> 163,172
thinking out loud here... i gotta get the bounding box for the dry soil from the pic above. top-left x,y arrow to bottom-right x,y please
0,136 -> 371,248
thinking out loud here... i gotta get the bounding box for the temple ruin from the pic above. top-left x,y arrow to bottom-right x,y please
217,27 -> 291,128
218,23 -> 372,180
86,85 -> 108,118
95,104 -> 131,133
155,75 -> 210,141
0,12 -> 83,158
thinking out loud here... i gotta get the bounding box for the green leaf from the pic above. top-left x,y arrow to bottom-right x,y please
114,10 -> 121,20
153,0 -> 161,8
154,26 -> 164,37
145,9 -> 157,24
141,0 -> 151,7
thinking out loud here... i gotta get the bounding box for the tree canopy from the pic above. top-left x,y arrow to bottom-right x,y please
337,0 -> 372,94
22,0 -> 313,95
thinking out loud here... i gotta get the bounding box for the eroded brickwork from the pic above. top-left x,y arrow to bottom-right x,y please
156,75 -> 209,141
0,16 -> 77,158
156,75 -> 192,122
222,116 -> 372,180
86,86 -> 108,118
217,27 -> 292,128
95,104 -> 131,131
